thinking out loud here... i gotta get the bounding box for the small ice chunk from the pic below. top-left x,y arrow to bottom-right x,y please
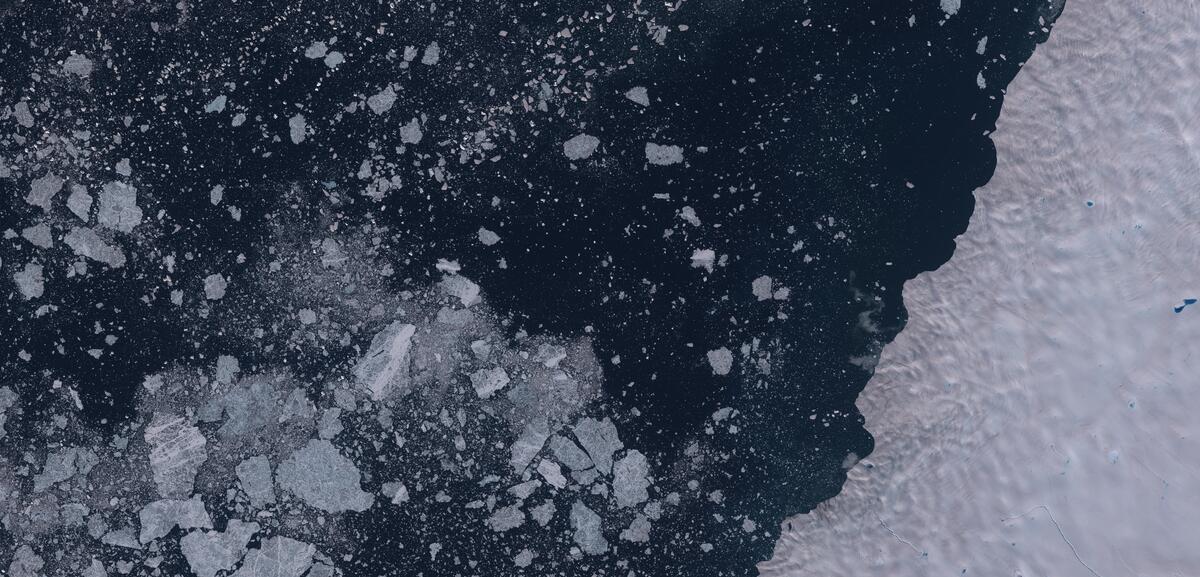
64,227 -> 126,267
572,417 -> 622,475
477,227 -> 501,246
26,172 -> 63,210
977,72 -> 987,89
276,439 -> 374,513
13,101 -> 34,128
399,118 -> 423,144
8,545 -> 44,577
486,504 -> 526,532
612,450 -> 651,508
115,159 -> 132,176
625,86 -> 650,107
563,133 -> 600,160
706,347 -> 734,376
690,248 -> 716,272
144,413 -> 208,498
180,520 -> 260,577
34,447 -> 97,491
513,549 -> 537,568
230,537 -> 316,577
439,275 -> 481,307
620,514 -> 652,542
752,275 -> 773,301
235,456 -> 276,508
320,237 -> 347,268
82,559 -> 106,577
367,85 -> 397,115
570,501 -> 608,555
470,366 -> 510,398
203,274 -> 227,300
323,51 -> 344,68
62,53 -> 94,77
977,36 -> 988,54
940,0 -> 961,16
387,482 -> 410,504
205,95 -> 227,113
645,142 -> 684,166
304,41 -> 328,59
138,496 -> 213,543
420,41 -> 441,65
14,263 -> 44,300
679,205 -> 701,226
209,185 -> 224,205
288,113 -> 307,144
67,185 -> 93,221
97,181 -> 143,233
298,308 -> 317,324
354,321 -> 416,400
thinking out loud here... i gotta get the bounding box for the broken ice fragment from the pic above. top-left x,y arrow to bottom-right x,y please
304,41 -> 328,58
62,53 -> 94,77
645,142 -> 684,165
612,450 -> 651,508
14,263 -> 44,300
620,514 -> 652,542
13,101 -> 34,128
8,545 -> 43,577
563,133 -> 600,160
97,182 -> 143,233
940,0 -> 961,17
510,420 -> 551,473
537,459 -> 567,488
34,447 -> 98,491
236,456 -> 276,508
707,347 -> 734,375
367,85 -> 397,115
572,417 -> 622,475
138,496 -> 212,543
439,275 -> 481,307
180,520 -> 260,577
354,321 -> 416,400
288,114 -> 307,144
550,435 -> 593,470
26,172 -> 63,210
323,51 -> 344,68
215,355 -> 240,384
471,367 -> 510,398
21,223 -> 52,248
65,227 -> 126,267
230,537 -> 316,577
203,274 -> 227,300
570,501 -> 607,555
145,413 -> 208,498
276,439 -> 374,513
625,86 -> 650,107
209,185 -> 224,205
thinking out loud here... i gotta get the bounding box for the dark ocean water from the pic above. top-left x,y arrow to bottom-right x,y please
0,0 -> 1062,575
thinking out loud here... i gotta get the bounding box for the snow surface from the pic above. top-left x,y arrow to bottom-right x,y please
763,2 -> 1200,575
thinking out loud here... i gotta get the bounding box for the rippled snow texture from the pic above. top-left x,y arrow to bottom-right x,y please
763,1 -> 1200,575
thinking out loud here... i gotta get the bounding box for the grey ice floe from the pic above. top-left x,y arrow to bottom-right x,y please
440,275 -> 481,307
304,41 -> 328,59
14,263 -> 44,300
13,101 -> 34,128
612,449 -> 651,508
421,41 -> 440,65
138,496 -> 212,543
621,514 -> 652,542
570,501 -> 608,555
8,545 -> 43,577
323,51 -> 344,68
210,185 -> 224,206
399,117 -> 423,144
486,504 -> 526,532
180,520 -> 260,577
550,435 -> 593,471
537,459 -> 567,488
509,421 -> 552,473
354,321 -> 416,400
477,227 -> 501,246
276,439 -> 374,513
34,447 -> 98,491
203,274 -> 227,300
97,182 -> 143,233
215,355 -> 240,384
624,86 -> 650,107
144,413 -> 208,499
645,142 -> 684,165
25,172 -> 63,210
67,184 -> 93,221
367,85 -> 397,115
690,248 -> 716,272
62,53 -> 94,77
706,347 -> 734,376
65,227 -> 126,267
288,114 -> 307,144
752,275 -> 774,301
205,95 -> 227,113
470,366 -> 510,399
236,456 -> 276,509
22,223 -> 53,248
940,0 -> 961,16
563,133 -> 600,160
229,536 -> 316,577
